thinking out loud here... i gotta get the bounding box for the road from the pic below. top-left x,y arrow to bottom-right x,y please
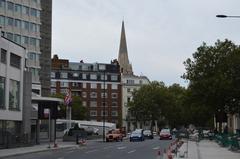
4,137 -> 174,159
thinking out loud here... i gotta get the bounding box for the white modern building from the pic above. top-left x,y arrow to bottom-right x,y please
0,33 -> 26,148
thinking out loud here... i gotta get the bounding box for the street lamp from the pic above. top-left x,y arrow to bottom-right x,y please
216,15 -> 240,18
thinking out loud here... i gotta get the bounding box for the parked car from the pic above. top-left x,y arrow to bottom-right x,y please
159,128 -> 172,140
106,129 -> 123,142
143,130 -> 154,139
130,131 -> 145,142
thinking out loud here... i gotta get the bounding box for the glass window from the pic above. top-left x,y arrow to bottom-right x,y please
112,102 -> 117,107
101,83 -> 107,89
36,39 -> 40,47
82,92 -> 87,98
1,48 -> 7,64
90,101 -> 97,107
29,23 -> 36,32
10,53 -> 21,68
60,82 -> 68,87
51,72 -> 55,78
111,84 -> 118,90
98,64 -> 106,71
9,79 -> 20,111
14,34 -> 21,44
101,111 -> 108,116
22,6 -> 29,15
21,36 -> 29,44
6,17 -> 13,26
0,16 -> 5,26
51,81 -> 56,87
73,73 -> 78,77
90,83 -> 97,89
90,111 -> 97,117
30,8 -> 37,17
82,101 -> 87,107
22,21 -> 29,30
111,75 -> 118,81
6,32 -> 13,41
101,74 -> 107,80
14,4 -> 21,13
60,72 -> 68,78
0,76 -> 5,109
111,111 -> 118,116
14,19 -> 21,28
112,93 -> 118,98
36,10 -> 40,17
101,92 -> 107,98
82,73 -> 87,79
127,80 -> 134,84
90,92 -> 97,98
0,0 -> 5,9
28,52 -> 39,61
36,25 -> 40,32
7,1 -> 13,11
90,74 -> 97,80
51,88 -> 56,95
30,37 -> 36,46
82,83 -> 87,88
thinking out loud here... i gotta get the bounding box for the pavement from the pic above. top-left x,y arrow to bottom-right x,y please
174,139 -> 240,159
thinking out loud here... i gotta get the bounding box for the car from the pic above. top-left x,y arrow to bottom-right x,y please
106,129 -> 123,142
143,130 -> 154,139
130,131 -> 145,142
159,128 -> 172,140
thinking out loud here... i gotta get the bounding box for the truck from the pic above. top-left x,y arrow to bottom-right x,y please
106,129 -> 123,142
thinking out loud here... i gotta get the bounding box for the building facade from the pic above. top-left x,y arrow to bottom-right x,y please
0,34 -> 27,148
0,0 -> 52,96
51,55 -> 122,126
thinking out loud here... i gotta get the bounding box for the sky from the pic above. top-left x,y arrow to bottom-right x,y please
52,0 -> 240,87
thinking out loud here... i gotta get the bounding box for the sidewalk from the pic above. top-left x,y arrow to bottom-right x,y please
0,141 -> 78,158
178,139 -> 240,159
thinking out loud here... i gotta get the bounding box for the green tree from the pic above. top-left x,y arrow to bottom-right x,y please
182,39 -> 240,128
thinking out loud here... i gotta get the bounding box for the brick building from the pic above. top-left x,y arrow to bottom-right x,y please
51,55 -> 122,126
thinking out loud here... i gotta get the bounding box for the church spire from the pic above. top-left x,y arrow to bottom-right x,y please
118,21 -> 133,75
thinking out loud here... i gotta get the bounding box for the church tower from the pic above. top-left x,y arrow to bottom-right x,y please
118,21 -> 133,75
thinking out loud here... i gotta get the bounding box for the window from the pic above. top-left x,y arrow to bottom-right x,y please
22,21 -> 29,30
14,34 -> 21,44
14,19 -> 21,28
30,8 -> 37,17
102,102 -> 107,107
111,75 -> 118,81
112,102 -> 117,107
111,84 -> 118,90
21,36 -> 29,45
112,93 -> 118,98
73,73 -> 78,77
90,111 -> 97,117
30,37 -> 36,46
127,97 -> 131,103
51,81 -> 56,87
30,68 -> 38,76
101,92 -> 107,98
90,101 -> 97,107
101,83 -> 107,89
50,88 -> 56,95
0,76 -> 5,109
101,111 -> 108,116
22,6 -> 29,15
101,74 -> 107,80
111,111 -> 118,117
9,79 -> 20,111
7,1 -> 13,11
51,72 -> 55,78
14,4 -> 21,13
29,23 -> 36,32
10,53 -> 21,69
90,83 -> 97,89
90,74 -> 97,80
0,16 -> 5,26
60,72 -> 68,78
82,92 -> 87,98
7,17 -> 13,26
98,64 -> 106,71
82,83 -> 87,88
127,80 -> 134,84
1,48 -> 7,64
0,0 -> 5,9
90,92 -> 97,98
60,82 -> 68,87
82,73 -> 87,79
82,101 -> 87,107
28,52 -> 39,61
36,10 -> 40,17
6,32 -> 13,41
127,88 -> 131,93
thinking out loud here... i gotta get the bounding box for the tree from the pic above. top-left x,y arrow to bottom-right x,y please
182,39 -> 240,128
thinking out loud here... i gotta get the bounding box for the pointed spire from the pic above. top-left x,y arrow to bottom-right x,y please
118,21 -> 133,75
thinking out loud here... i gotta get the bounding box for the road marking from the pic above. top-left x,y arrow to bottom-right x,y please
127,150 -> 136,154
85,149 -> 98,154
117,146 -> 126,150
153,146 -> 160,150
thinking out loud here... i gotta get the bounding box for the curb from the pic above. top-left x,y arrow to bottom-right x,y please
0,145 -> 78,158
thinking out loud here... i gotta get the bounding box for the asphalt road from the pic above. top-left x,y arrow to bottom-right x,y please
4,137 -> 174,159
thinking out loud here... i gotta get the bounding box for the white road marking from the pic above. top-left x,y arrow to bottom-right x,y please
85,149 -> 98,154
117,146 -> 126,150
153,146 -> 160,150
127,150 -> 136,154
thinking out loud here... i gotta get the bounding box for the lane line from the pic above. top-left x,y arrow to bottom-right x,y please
153,146 -> 160,150
85,149 -> 98,154
127,150 -> 136,154
117,146 -> 126,150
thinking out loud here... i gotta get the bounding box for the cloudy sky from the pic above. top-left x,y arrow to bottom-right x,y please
52,0 -> 240,86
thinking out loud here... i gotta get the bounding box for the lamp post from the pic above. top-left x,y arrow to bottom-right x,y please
216,15 -> 240,18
